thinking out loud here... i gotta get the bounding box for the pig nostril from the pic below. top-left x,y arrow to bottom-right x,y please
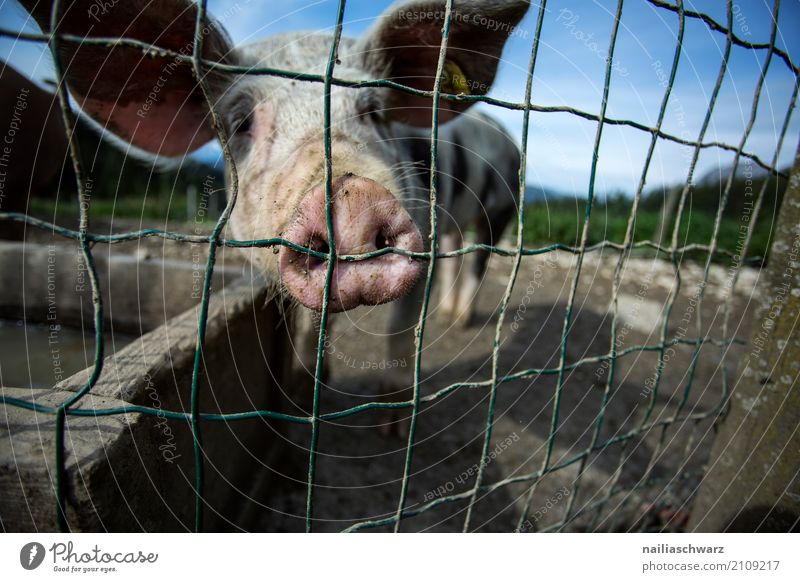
313,239 -> 330,256
301,235 -> 329,270
374,227 -> 394,252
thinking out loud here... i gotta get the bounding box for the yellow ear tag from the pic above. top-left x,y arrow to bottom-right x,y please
442,60 -> 470,95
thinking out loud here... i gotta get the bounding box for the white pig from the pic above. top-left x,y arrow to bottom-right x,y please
19,0 -> 529,434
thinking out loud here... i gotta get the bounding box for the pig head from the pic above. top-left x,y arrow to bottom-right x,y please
19,0 -> 529,311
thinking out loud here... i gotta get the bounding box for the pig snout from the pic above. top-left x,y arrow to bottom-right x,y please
279,175 -> 423,312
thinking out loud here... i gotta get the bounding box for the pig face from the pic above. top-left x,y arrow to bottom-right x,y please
21,0 -> 529,312
219,35 -> 427,311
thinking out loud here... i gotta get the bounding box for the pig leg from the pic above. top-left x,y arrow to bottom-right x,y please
380,280 -> 425,437
435,231 -> 464,324
453,207 -> 515,327
291,308 -> 332,413
453,248 -> 483,328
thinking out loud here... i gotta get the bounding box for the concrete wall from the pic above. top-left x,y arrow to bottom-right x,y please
0,241 -> 242,333
0,242 -> 297,531
689,148 -> 800,533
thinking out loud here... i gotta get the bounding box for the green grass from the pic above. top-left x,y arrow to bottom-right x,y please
28,195 -> 773,265
28,195 -> 216,224
522,199 -> 772,265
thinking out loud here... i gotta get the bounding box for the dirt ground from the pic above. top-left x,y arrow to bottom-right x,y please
24,219 -> 761,532
259,242 -> 759,532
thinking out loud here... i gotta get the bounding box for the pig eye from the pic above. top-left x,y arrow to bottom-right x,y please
231,113 -> 253,136
356,91 -> 384,124
368,109 -> 385,124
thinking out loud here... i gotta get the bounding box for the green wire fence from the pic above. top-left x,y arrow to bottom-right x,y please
0,0 -> 798,533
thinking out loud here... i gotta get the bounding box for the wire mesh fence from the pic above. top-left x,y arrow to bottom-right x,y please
0,0 -> 798,532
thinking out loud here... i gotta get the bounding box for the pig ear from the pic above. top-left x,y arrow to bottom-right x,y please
356,0 -> 529,126
19,0 -> 235,156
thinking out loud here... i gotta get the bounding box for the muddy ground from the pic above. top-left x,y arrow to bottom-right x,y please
24,219 -> 761,532
256,245 -> 759,532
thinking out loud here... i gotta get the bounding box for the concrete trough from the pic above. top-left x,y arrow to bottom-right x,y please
0,241 -> 295,531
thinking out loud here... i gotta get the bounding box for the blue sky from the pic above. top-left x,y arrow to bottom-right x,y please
1,0 -> 798,196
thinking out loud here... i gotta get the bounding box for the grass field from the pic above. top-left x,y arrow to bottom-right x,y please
28,194 -> 217,225
28,193 -> 775,266
522,198 -> 773,265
